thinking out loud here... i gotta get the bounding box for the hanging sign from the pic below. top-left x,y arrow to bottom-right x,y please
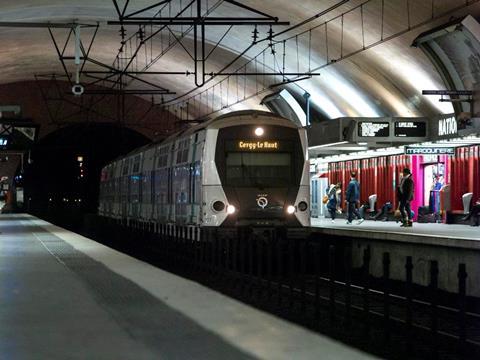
438,115 -> 457,137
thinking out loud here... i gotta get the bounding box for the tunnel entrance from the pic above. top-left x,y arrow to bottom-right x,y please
24,123 -> 150,230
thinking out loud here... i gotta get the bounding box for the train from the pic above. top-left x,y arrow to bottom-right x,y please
98,110 -> 310,238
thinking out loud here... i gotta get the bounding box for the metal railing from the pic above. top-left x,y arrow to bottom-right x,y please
92,218 -> 480,359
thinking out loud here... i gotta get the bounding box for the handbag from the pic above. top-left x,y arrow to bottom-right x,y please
322,195 -> 329,204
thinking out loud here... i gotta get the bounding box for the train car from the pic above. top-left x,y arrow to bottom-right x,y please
98,110 -> 310,237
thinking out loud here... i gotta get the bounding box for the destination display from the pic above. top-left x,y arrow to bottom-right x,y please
357,122 -> 390,137
394,121 -> 427,137
236,140 -> 280,151
405,146 -> 455,155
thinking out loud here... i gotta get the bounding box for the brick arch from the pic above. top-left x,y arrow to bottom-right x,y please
0,80 -> 180,141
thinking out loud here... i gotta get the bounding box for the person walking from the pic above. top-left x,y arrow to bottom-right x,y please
326,183 -> 341,223
346,171 -> 363,225
398,168 -> 414,227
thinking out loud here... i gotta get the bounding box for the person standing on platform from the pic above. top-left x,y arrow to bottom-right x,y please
398,168 -> 414,227
346,171 -> 363,225
326,183 -> 341,223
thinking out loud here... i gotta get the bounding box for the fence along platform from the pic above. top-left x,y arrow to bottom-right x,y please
89,215 -> 480,360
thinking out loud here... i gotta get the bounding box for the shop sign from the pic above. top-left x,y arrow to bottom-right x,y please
438,116 -> 457,137
405,146 -> 455,155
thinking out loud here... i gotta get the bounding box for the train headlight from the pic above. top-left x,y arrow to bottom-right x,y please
227,205 -> 236,215
286,205 -> 296,214
254,127 -> 264,136
212,200 -> 225,212
298,201 -> 308,212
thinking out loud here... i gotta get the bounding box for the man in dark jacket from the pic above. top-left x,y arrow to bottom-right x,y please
346,171 -> 363,224
398,168 -> 414,227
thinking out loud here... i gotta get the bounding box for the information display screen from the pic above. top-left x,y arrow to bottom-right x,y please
357,122 -> 390,137
0,122 -> 38,150
394,121 -> 426,137
0,136 -> 8,148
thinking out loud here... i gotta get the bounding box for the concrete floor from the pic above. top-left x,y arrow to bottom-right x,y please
0,214 -> 376,360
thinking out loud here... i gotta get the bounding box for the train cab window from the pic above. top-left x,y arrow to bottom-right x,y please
225,152 -> 293,187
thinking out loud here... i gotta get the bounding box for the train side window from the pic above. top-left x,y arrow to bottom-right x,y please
189,163 -> 194,204
133,155 -> 141,173
168,168 -> 172,204
122,160 -> 129,176
150,170 -> 155,204
175,141 -> 182,164
193,161 -> 201,204
157,146 -> 169,168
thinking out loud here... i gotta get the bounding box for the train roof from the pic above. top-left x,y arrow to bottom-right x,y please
106,110 -> 298,165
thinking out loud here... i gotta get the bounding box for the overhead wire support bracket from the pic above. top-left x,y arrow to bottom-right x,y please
108,0 -> 290,87
0,22 -> 97,28
108,20 -> 290,26
123,1 -> 173,19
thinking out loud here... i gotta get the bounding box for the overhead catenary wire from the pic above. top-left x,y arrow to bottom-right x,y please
164,0 -> 479,121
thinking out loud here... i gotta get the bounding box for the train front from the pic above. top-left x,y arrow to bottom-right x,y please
204,113 -> 310,229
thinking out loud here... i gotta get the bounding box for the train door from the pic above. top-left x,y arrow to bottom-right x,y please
311,176 -> 328,218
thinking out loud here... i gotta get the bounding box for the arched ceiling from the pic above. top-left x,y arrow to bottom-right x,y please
0,0 -> 479,124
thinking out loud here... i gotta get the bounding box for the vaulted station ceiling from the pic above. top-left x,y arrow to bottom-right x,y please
0,0 -> 479,127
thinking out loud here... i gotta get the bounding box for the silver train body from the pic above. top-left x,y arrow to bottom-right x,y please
98,111 -> 310,235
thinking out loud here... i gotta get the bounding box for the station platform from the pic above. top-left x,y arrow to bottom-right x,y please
311,218 -> 480,249
311,218 -> 480,297
0,214 -> 374,360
